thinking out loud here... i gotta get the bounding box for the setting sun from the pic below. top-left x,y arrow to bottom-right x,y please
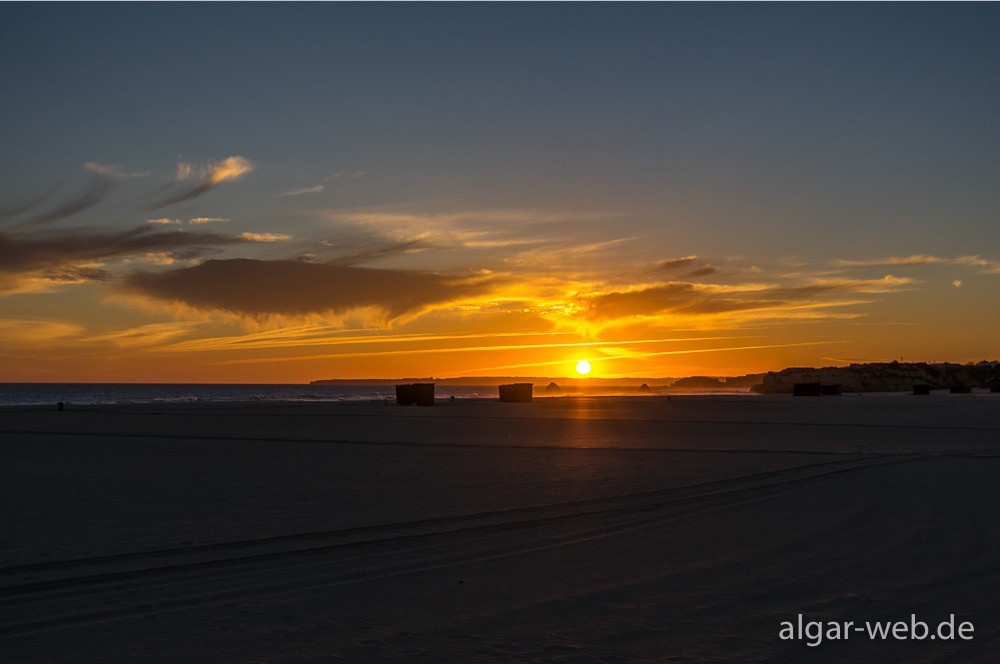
575,360 -> 592,375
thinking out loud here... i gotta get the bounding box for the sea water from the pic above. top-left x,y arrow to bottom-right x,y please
0,383 -> 497,407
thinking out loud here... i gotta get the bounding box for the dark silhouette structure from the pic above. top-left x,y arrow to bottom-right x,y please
793,382 -> 823,396
499,383 -> 533,402
638,383 -> 652,393
396,383 -> 435,406
545,381 -> 561,393
820,384 -> 842,396
913,384 -> 931,395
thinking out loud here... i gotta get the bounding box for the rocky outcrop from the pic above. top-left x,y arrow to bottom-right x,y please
751,361 -> 1000,394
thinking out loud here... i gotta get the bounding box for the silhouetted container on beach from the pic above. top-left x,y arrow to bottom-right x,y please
499,383 -> 533,403
913,384 -> 931,395
992,384 -> 1000,393
949,385 -> 972,394
820,384 -> 842,396
396,383 -> 435,406
793,382 -> 822,396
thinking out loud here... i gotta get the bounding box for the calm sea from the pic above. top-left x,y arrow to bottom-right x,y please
0,383 -> 499,407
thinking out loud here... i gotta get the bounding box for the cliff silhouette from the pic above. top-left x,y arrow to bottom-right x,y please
750,361 -> 1000,394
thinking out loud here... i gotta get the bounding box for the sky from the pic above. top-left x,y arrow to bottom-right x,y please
1,3 -> 998,383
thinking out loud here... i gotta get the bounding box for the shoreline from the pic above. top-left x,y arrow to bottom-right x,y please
2,387 -> 998,410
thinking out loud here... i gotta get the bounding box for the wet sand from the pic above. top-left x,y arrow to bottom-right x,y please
2,394 -> 998,661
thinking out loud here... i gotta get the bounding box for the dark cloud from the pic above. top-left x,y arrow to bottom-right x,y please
21,176 -> 111,226
41,266 -> 114,283
658,256 -> 698,271
0,226 -> 245,277
683,265 -> 718,278
123,258 -> 488,319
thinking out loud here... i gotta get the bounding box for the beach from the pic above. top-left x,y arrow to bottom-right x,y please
1,394 -> 998,662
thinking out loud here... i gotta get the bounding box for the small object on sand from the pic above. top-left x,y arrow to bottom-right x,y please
499,383 -> 533,403
793,383 -> 823,396
57,402 -> 64,411
396,383 -> 435,406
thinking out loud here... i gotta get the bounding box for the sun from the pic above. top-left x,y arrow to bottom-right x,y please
575,360 -> 592,375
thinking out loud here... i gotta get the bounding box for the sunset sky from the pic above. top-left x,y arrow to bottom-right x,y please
2,4 -> 998,383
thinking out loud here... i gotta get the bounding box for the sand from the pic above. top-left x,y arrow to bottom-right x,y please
1,394 -> 998,662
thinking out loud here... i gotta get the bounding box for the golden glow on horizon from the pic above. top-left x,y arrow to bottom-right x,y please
576,360 -> 592,375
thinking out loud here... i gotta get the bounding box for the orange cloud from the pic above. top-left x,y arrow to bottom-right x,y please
153,155 -> 253,208
239,232 -> 292,242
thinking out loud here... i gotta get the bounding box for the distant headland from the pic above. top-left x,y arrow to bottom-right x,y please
312,361 -> 1000,394
749,360 -> 1000,394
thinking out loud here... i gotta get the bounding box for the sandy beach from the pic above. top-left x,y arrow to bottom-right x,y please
2,394 -> 998,662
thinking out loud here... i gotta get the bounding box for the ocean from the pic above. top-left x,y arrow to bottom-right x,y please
0,383 -> 757,407
0,383 -> 500,407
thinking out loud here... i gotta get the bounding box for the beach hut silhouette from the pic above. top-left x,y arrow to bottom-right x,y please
499,383 -> 533,402
793,383 -> 822,396
396,383 -> 435,406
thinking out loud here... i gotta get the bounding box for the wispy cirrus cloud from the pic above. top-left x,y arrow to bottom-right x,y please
836,254 -> 946,267
324,171 -> 366,182
322,205 -> 629,272
12,162 -> 149,227
836,253 -> 1000,276
85,321 -> 210,349
147,217 -> 230,226
239,232 -> 292,242
83,161 -> 150,179
581,275 -> 913,323
0,226 -> 246,296
152,156 -> 253,208
836,254 -> 995,268
21,175 -> 112,227
0,317 -> 86,344
328,238 -> 426,266
281,185 -> 324,197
